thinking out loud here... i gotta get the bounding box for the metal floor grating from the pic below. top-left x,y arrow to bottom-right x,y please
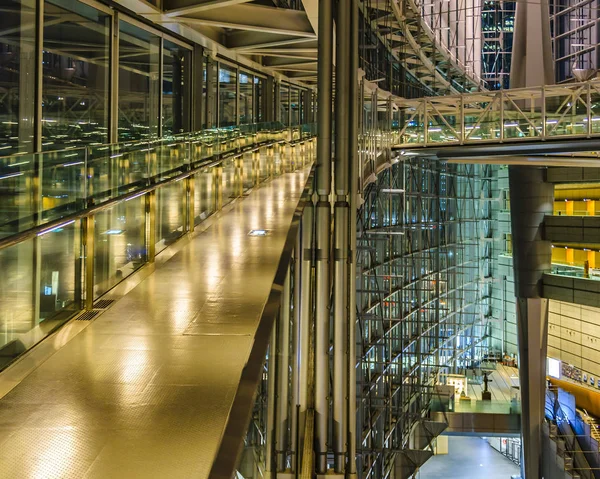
76,310 -> 100,321
93,299 -> 115,310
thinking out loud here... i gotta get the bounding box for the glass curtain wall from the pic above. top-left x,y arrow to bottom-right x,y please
239,71 -> 253,124
219,64 -> 237,127
42,0 -> 110,151
118,21 -> 160,141
162,40 -> 191,136
0,0 -> 37,155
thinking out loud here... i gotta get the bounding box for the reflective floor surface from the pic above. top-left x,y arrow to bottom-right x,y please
0,164 -> 311,478
416,436 -> 520,479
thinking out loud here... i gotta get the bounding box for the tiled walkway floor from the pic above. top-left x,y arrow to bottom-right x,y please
417,436 -> 520,479
0,166 -> 311,478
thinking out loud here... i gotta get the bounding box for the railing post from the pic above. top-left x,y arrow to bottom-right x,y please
84,215 -> 95,310
252,149 -> 260,186
186,175 -> 195,233
146,191 -> 156,263
234,155 -> 244,197
214,164 -> 223,210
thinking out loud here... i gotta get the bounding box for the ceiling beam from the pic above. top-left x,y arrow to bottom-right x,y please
164,0 -> 254,18
173,4 -> 315,37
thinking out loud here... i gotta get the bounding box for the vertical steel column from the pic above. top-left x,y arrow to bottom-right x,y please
266,323 -> 278,477
84,216 -> 95,310
508,166 -> 553,479
206,57 -> 217,128
186,175 -> 195,233
347,0 -> 359,474
315,0 -> 333,471
333,0 -> 351,471
110,12 -> 119,144
276,264 -> 292,471
291,202 -> 313,468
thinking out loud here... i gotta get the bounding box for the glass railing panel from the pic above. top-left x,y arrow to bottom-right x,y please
0,220 -> 82,369
87,142 -> 151,204
39,148 -> 87,223
93,195 -> 147,299
38,220 -> 80,323
0,238 -> 35,369
153,137 -> 189,180
243,151 -> 254,190
222,157 -> 236,206
155,180 -> 186,254
0,153 -> 37,235
259,147 -> 270,182
193,167 -> 215,225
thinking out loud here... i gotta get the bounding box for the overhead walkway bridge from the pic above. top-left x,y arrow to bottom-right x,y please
392,78 -> 600,161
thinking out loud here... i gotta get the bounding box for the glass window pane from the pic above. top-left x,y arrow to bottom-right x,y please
42,0 -> 110,151
163,40 -> 191,136
239,71 -> 253,124
0,0 -> 36,155
254,77 -> 263,123
290,88 -> 300,126
280,85 -> 289,126
119,21 -> 160,141
219,65 -> 237,127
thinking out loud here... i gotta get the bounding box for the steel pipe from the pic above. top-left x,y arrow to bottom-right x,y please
314,200 -> 331,474
276,264 -> 292,471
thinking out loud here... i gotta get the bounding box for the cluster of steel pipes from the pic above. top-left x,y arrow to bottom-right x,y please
263,0 -> 361,475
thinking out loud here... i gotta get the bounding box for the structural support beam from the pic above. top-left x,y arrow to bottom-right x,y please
314,0 -> 333,470
508,166 -> 554,479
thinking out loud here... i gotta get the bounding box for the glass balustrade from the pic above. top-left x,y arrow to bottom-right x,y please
0,122 -> 316,370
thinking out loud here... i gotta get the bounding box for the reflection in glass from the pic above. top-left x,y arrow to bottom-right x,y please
219,65 -> 237,127
42,0 -> 110,151
0,222 -> 80,369
94,195 -> 146,298
156,180 -> 185,254
163,40 -> 191,136
0,0 -> 36,155
239,71 -> 253,124
194,168 -> 215,224
280,85 -> 289,126
119,21 -> 160,141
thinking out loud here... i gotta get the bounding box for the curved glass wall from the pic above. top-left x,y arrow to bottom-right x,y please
42,0 -> 110,151
118,21 -> 160,141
